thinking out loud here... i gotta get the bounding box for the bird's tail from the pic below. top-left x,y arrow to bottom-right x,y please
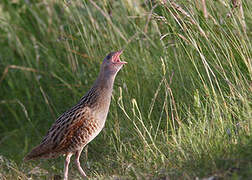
23,144 -> 54,162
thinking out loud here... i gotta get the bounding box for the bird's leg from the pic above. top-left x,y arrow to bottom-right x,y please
64,153 -> 73,180
75,147 -> 87,178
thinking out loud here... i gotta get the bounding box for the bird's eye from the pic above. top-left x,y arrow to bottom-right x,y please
106,52 -> 115,60
106,54 -> 111,59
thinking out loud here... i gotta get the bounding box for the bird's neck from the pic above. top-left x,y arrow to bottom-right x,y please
94,70 -> 116,92
79,68 -> 118,109
84,70 -> 116,109
84,71 -> 115,123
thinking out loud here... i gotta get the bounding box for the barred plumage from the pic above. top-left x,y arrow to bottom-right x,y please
24,50 -> 127,180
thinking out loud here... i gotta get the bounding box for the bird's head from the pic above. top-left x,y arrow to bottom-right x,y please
101,50 -> 127,76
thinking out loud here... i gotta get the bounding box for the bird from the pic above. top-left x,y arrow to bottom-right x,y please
24,50 -> 127,180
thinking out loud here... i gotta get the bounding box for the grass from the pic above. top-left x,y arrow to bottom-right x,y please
0,0 -> 251,179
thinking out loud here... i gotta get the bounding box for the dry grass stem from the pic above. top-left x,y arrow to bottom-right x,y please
144,4 -> 158,34
89,0 -> 127,42
39,86 -> 56,119
237,0 -> 247,35
168,1 -> 208,39
0,65 -> 40,85
227,0 -> 247,36
201,0 -> 208,18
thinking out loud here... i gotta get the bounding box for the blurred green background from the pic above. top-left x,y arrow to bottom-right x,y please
0,0 -> 251,179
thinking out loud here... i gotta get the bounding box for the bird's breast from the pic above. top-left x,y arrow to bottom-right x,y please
93,103 -> 110,128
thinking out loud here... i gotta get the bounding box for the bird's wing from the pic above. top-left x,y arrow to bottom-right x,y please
46,105 -> 96,151
24,105 -> 96,160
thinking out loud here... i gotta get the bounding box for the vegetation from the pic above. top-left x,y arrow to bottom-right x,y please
0,0 -> 251,179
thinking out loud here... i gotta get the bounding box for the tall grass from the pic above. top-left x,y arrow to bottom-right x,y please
0,0 -> 251,179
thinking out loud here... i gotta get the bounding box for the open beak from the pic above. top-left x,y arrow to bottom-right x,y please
113,49 -> 127,64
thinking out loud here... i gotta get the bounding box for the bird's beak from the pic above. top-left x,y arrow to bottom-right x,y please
113,49 -> 127,64
116,49 -> 124,56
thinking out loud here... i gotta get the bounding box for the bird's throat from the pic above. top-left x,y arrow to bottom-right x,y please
95,69 -> 116,91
